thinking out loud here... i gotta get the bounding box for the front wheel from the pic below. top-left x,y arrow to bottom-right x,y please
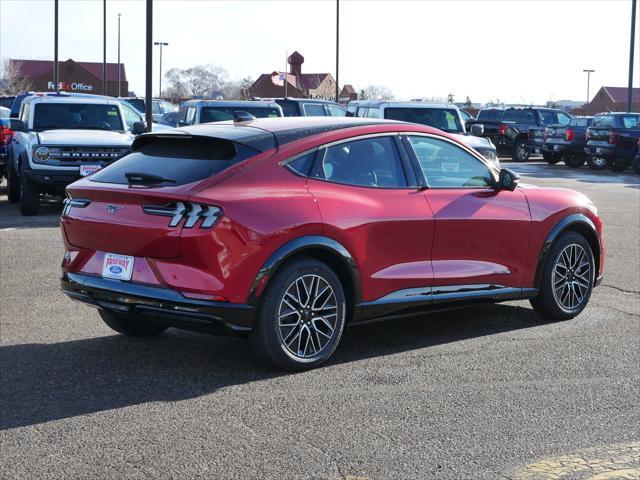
543,152 -> 560,165
586,156 -> 607,170
99,310 -> 168,336
250,258 -> 346,371
512,139 -> 530,162
530,231 -> 594,320
7,164 -> 20,203
605,158 -> 629,172
564,155 -> 585,169
19,166 -> 40,216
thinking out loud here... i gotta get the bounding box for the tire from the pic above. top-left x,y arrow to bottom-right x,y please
99,310 -> 168,336
250,258 -> 347,371
512,139 -> 530,162
530,231 -> 595,321
18,164 -> 40,215
632,156 -> 640,175
605,158 -> 629,172
542,152 -> 560,165
7,163 -> 20,203
586,156 -> 607,170
564,155 -> 585,169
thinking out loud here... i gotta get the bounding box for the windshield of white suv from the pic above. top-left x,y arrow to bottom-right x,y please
33,103 -> 124,131
384,107 -> 463,133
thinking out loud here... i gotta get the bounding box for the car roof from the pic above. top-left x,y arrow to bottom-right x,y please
25,95 -> 121,105
356,101 -> 457,109
274,98 -> 341,105
182,100 -> 280,108
135,117 -> 402,152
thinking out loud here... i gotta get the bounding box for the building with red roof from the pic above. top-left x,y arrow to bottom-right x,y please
577,86 -> 640,114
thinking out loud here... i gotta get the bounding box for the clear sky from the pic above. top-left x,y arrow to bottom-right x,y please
0,0 -> 638,104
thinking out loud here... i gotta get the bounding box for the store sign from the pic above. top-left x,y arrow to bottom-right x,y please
47,81 -> 94,92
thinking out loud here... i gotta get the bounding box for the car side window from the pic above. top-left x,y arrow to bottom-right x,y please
407,135 -> 494,188
327,104 -> 346,117
302,103 -> 326,116
356,108 -> 367,118
366,108 -> 380,118
312,136 -> 407,188
285,151 -> 316,177
121,103 -> 142,129
557,112 -> 571,126
539,111 -> 555,125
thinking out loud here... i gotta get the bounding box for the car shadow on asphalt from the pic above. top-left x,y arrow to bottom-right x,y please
0,302 -> 543,430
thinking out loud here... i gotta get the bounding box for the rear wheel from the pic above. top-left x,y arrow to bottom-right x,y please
605,158 -> 629,172
564,155 -> 585,169
586,156 -> 607,170
530,231 -> 594,320
250,258 -> 346,371
19,165 -> 40,215
512,139 -> 530,162
6,164 -> 20,203
543,152 -> 560,164
99,310 -> 168,336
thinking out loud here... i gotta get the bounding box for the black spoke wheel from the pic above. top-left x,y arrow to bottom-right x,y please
530,231 -> 595,320
512,139 -> 530,162
587,156 -> 607,170
564,155 -> 585,169
250,258 -> 346,371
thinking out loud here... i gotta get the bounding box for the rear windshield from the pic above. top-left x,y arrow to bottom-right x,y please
570,117 -> 592,127
33,103 -> 123,131
477,109 -> 504,121
124,99 -> 146,113
503,109 -> 536,124
384,107 -> 463,133
200,106 -> 281,123
592,115 -> 615,128
90,137 -> 260,186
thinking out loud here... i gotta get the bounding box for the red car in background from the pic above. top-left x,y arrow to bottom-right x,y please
60,117 -> 604,370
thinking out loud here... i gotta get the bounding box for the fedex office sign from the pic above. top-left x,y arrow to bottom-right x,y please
47,81 -> 94,92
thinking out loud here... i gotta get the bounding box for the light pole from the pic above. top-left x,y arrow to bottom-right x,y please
145,0 -> 153,131
335,0 -> 339,102
54,0 -> 59,92
154,41 -> 168,97
627,0 -> 637,112
103,0 -> 107,95
117,13 -> 121,97
583,69 -> 595,106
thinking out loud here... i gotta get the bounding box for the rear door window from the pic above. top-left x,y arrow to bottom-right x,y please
302,103 -> 326,116
327,104 -> 346,116
538,110 -> 556,125
90,137 -> 260,186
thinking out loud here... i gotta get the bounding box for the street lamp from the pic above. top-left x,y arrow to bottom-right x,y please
583,69 -> 595,106
627,0 -> 637,112
117,13 -> 122,97
54,0 -> 59,92
154,41 -> 168,97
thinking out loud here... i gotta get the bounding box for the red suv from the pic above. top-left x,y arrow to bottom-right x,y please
60,117 -> 604,370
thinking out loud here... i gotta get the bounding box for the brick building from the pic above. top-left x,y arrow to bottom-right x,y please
9,58 -> 128,97
573,86 -> 640,115
250,51 -> 338,100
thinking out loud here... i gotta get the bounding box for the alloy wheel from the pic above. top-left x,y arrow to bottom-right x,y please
277,274 -> 338,359
552,243 -> 591,311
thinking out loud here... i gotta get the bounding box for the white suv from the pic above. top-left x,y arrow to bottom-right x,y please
9,94 -> 145,215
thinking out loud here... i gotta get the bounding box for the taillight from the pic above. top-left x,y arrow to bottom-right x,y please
498,124 -> 508,135
142,202 -> 222,228
609,132 -> 619,144
565,128 -> 575,141
0,126 -> 13,146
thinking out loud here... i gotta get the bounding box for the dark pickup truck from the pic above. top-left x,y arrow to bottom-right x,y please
584,112 -> 640,171
467,107 -> 572,162
542,116 -> 593,168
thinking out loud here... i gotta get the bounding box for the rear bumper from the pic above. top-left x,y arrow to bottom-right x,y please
61,272 -> 255,334
584,145 -> 616,158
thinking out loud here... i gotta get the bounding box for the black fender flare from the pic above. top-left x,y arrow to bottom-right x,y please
533,213 -> 601,290
247,235 -> 361,307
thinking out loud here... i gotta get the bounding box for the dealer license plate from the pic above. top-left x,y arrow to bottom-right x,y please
80,165 -> 102,176
102,253 -> 134,281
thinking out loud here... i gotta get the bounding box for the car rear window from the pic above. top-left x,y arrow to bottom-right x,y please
570,117 -> 592,127
503,109 -> 536,123
384,108 -> 462,133
125,99 -> 146,113
200,106 -> 281,123
33,103 -> 124,131
90,137 -> 260,186
592,115 -> 615,128
477,109 -> 504,121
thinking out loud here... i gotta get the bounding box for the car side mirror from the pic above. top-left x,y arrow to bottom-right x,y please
131,121 -> 147,135
9,119 -> 27,132
470,124 -> 484,136
497,168 -> 519,191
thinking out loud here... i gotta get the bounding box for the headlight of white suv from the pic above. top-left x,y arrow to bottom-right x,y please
34,146 -> 51,162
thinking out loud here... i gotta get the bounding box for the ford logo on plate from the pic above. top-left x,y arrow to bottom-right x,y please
109,265 -> 123,274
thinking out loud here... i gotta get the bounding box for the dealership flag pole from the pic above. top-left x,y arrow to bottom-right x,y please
628,0 -> 637,112
117,13 -> 121,97
103,0 -> 107,95
54,0 -> 59,92
145,0 -> 153,131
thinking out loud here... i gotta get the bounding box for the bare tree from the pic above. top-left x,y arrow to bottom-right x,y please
0,59 -> 33,95
363,84 -> 394,101
163,64 -> 230,100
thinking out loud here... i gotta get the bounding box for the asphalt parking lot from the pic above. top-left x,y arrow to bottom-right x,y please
1,161 -> 639,480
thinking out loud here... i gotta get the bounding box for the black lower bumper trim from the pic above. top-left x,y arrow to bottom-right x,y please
61,272 -> 255,333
